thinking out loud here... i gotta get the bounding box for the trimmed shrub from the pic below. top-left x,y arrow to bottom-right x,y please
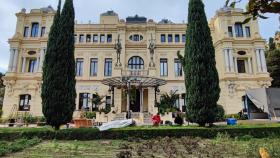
1,126 -> 280,141
214,104 -> 225,122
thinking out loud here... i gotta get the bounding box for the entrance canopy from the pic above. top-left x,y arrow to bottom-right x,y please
102,76 -> 167,88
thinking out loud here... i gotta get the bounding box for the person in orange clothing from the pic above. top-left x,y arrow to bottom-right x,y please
152,113 -> 161,126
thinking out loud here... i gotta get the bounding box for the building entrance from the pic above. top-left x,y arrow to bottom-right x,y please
129,88 -> 140,112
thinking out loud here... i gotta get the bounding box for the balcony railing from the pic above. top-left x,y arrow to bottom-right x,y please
121,69 -> 149,77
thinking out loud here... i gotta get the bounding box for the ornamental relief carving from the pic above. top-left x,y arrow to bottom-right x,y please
257,81 -> 270,88
227,80 -> 237,97
4,80 -> 16,96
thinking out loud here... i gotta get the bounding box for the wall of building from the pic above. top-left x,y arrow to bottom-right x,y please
2,7 -> 271,119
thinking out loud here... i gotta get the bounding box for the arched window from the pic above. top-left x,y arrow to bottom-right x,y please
19,94 -> 31,111
128,56 -> 144,69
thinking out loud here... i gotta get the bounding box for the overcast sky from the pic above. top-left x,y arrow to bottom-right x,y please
0,0 -> 279,73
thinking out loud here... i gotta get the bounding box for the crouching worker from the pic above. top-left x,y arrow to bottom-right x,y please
152,113 -> 161,126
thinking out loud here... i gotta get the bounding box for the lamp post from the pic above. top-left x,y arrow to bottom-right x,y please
126,80 -> 131,118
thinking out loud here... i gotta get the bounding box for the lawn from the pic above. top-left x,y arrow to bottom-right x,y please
4,135 -> 280,158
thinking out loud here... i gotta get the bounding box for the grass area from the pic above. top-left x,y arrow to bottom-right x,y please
6,135 -> 280,158
0,138 -> 41,157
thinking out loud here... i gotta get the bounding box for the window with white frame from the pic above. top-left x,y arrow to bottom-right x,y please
90,58 -> 98,76
28,59 -> 37,73
104,58 -> 112,76
79,93 -> 91,110
174,59 -> 183,77
31,22 -> 39,37
160,58 -> 168,76
19,94 -> 31,111
23,27 -> 29,37
93,34 -> 98,43
234,22 -> 243,37
76,58 -> 84,76
79,34 -> 85,43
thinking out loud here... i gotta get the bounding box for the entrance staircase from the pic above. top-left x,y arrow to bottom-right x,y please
113,112 -> 153,125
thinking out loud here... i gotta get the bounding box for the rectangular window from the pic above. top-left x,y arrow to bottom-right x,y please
86,34 -> 91,42
161,34 -> 166,43
175,34 -> 180,43
79,93 -> 91,110
23,27 -> 29,37
93,34 -> 98,43
245,26 -> 251,37
28,59 -> 36,73
168,34 -> 173,43
74,34 -> 77,43
160,58 -> 168,76
174,59 -> 183,77
90,58 -> 98,76
100,34 -> 105,43
79,34 -> 84,43
228,26 -> 233,37
31,22 -> 39,37
40,27 -> 46,37
182,34 -> 186,43
235,23 -> 243,37
107,34 -> 112,43
76,58 -> 84,76
104,58 -> 112,76
237,59 -> 246,73
105,96 -> 112,109
19,94 -> 31,111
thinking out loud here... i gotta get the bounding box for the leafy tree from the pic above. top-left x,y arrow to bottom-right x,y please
157,90 -> 179,114
178,0 -> 220,126
0,73 -> 3,87
225,0 -> 280,22
0,73 -> 4,118
42,0 -> 76,130
267,44 -> 280,88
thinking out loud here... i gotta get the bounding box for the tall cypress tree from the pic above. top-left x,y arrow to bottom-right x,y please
178,0 -> 220,126
42,0 -> 76,130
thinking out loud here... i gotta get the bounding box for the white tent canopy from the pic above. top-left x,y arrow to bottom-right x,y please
246,88 -> 280,118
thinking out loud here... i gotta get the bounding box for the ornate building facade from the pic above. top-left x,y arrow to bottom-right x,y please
2,6 -> 271,122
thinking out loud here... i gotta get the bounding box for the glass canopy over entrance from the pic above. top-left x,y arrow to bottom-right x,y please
102,70 -> 167,113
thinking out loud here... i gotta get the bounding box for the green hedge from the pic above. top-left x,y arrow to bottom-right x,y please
0,126 -> 280,141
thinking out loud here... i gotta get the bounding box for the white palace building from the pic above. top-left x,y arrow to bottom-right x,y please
2,6 -> 271,123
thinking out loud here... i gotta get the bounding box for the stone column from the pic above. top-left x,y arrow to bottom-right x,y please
234,57 -> 238,73
12,49 -> 19,72
260,49 -> 267,72
224,49 -> 229,72
255,49 -> 262,72
229,49 -> 234,72
36,56 -> 40,72
248,57 -> 252,74
21,57 -> 26,73
39,48 -> 46,72
8,49 -> 15,72
140,88 -> 143,113
127,81 -> 130,112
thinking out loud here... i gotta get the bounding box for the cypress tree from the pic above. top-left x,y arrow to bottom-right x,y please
178,0 -> 220,126
42,0 -> 76,130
